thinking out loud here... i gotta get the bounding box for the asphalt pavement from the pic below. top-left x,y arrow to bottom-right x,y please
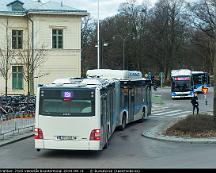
0,129 -> 33,147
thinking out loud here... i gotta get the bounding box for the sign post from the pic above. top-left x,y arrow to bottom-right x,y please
202,87 -> 208,106
159,72 -> 164,88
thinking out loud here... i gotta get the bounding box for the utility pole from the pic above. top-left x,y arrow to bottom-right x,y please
113,34 -> 135,70
97,0 -> 100,69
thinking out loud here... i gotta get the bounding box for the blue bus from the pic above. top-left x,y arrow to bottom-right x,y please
192,71 -> 210,93
171,69 -> 194,98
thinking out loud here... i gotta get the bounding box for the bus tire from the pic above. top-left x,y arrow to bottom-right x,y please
119,114 -> 126,131
103,127 -> 109,149
104,134 -> 109,149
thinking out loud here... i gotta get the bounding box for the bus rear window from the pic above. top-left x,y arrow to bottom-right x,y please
39,89 -> 95,117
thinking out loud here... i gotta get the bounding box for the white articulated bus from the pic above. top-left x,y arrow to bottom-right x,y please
86,69 -> 152,129
34,69 -> 152,151
35,77 -> 119,151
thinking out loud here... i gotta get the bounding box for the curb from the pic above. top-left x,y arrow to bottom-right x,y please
0,132 -> 33,147
142,117 -> 216,144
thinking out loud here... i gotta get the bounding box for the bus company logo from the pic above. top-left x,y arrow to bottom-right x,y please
129,72 -> 140,76
64,91 -> 72,98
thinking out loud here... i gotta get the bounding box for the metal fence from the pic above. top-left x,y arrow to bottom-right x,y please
0,95 -> 35,140
0,113 -> 34,140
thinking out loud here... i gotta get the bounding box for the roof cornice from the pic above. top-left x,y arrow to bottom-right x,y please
0,11 -> 89,17
0,11 -> 25,16
27,11 -> 89,16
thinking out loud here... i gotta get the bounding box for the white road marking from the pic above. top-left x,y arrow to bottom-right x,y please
154,110 -> 182,116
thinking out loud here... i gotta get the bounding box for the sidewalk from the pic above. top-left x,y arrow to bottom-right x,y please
142,113 -> 216,144
0,129 -> 33,147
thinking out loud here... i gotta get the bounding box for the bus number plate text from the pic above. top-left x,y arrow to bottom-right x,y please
56,136 -> 77,140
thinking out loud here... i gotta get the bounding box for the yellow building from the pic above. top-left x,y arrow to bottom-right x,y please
0,0 -> 88,95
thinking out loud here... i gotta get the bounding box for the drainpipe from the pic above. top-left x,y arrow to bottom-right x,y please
26,12 -> 34,96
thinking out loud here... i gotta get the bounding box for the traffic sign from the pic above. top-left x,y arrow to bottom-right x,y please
159,72 -> 164,78
202,87 -> 208,94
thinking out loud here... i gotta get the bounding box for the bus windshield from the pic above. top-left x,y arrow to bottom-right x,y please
193,73 -> 209,85
39,89 -> 95,117
171,78 -> 192,92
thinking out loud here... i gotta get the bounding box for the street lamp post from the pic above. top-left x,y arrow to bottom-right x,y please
101,42 -> 108,68
113,34 -> 134,70
95,41 -> 108,69
97,0 -> 100,69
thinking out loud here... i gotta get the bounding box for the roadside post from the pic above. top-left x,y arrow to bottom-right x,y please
159,72 -> 164,88
202,87 -> 208,106
147,72 -> 152,80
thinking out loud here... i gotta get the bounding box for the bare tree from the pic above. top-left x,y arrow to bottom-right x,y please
0,18 -> 15,97
16,46 -> 47,95
80,0 -> 213,86
81,16 -> 97,75
189,0 -> 216,116
147,0 -> 187,79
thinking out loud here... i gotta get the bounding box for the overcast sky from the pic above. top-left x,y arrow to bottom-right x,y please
60,0 -> 158,19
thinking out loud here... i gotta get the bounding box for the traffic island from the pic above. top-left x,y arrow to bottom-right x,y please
142,113 -> 216,143
166,114 -> 216,138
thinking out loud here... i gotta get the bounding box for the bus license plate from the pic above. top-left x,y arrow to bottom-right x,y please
56,136 -> 77,140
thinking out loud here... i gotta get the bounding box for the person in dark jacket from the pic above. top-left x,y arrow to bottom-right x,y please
191,92 -> 199,115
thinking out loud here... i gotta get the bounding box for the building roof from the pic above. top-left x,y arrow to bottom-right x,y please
0,0 -> 88,16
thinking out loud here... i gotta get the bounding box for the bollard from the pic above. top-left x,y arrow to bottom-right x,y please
0,116 -> 2,139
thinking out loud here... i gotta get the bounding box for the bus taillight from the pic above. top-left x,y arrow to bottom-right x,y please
34,128 -> 44,139
90,129 -> 101,141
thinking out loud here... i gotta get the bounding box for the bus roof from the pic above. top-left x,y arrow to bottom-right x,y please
191,71 -> 205,74
52,77 -> 83,84
86,69 -> 142,80
41,77 -> 114,89
171,69 -> 192,77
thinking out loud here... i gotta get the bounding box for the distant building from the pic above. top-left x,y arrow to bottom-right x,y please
0,0 -> 88,95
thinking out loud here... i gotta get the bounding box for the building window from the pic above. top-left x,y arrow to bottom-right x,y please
11,2 -> 24,11
52,29 -> 63,49
12,30 -> 23,49
7,1 -> 24,11
12,66 -> 23,90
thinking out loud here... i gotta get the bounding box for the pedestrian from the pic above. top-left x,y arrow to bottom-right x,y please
191,92 -> 199,115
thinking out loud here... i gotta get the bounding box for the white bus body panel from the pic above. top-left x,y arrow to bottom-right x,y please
35,87 -> 103,151
171,91 -> 194,98
35,116 -> 101,150
192,71 -> 204,75
171,69 -> 192,77
87,69 -> 142,80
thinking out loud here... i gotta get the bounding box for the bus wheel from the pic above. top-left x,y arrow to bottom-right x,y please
103,127 -> 109,149
36,149 -> 41,152
104,134 -> 109,149
119,115 -> 126,131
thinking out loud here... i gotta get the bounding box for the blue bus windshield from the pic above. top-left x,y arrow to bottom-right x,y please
171,78 -> 193,92
193,73 -> 209,85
